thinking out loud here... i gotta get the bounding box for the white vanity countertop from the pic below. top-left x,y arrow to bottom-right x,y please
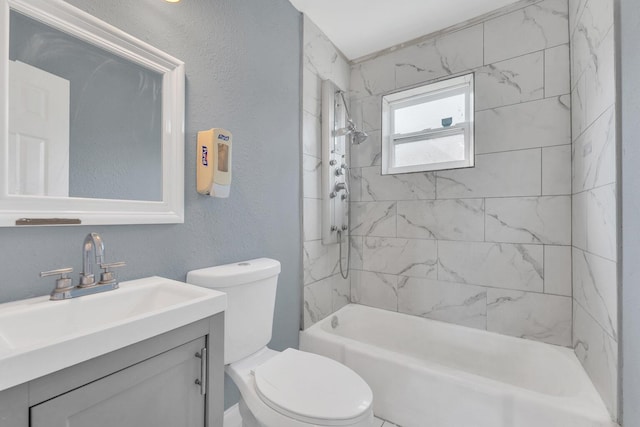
0,276 -> 226,391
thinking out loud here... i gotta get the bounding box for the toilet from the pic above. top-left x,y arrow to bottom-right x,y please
186,258 -> 374,427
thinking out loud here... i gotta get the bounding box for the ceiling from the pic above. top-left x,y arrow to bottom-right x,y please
288,0 -> 522,60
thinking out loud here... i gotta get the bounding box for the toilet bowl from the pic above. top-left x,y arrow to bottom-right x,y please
228,347 -> 373,427
187,258 -> 373,427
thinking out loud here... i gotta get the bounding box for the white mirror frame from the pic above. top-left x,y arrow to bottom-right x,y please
0,0 -> 185,226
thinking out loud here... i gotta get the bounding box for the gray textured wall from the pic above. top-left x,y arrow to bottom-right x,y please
619,0 -> 640,424
0,0 -> 302,409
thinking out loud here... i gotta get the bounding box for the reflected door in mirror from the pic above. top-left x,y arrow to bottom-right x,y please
9,60 -> 70,196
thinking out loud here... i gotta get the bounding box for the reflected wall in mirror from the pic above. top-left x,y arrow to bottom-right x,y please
9,10 -> 163,201
0,0 -> 185,226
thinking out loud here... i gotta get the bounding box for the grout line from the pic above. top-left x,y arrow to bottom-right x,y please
483,198 -> 487,242
482,21 -> 486,66
571,103 -> 616,144
572,181 -> 618,197
357,192 -> 572,203
474,92 -> 569,113
541,147 -> 544,195
476,143 -> 572,157
350,266 -> 572,298
394,200 -> 398,239
543,45 -> 547,99
436,239 -> 440,281
574,298 -> 618,343
543,244 -> 546,293
572,245 -> 617,265
351,231 -> 572,247
482,45 -> 553,67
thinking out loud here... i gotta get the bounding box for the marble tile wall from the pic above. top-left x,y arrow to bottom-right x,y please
298,0 -> 618,421
569,0 -> 618,419
299,0 -> 619,420
346,0 -> 574,348
301,17 -> 352,329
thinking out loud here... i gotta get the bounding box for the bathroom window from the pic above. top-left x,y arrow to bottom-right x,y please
381,73 -> 475,174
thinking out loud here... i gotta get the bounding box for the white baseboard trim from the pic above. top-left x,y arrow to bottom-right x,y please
224,403 -> 242,427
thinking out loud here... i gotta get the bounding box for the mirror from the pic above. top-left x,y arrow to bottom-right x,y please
9,10 -> 163,201
0,0 -> 185,226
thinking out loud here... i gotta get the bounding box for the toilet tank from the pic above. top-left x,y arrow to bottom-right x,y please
186,258 -> 281,365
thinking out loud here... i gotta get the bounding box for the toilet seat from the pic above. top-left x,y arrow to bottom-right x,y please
253,348 -> 373,426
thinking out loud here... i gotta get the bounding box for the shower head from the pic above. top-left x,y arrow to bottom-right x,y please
333,120 -> 368,144
333,121 -> 368,144
352,129 -> 368,145
334,120 -> 356,137
334,90 -> 369,144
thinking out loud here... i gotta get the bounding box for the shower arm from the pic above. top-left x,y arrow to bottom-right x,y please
338,91 -> 354,123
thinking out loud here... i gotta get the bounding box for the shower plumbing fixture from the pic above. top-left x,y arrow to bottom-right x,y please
335,182 -> 348,193
322,81 -> 370,280
333,91 -> 369,145
329,181 -> 348,199
335,91 -> 368,280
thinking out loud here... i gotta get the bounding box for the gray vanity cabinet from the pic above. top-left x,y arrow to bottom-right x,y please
31,337 -> 206,427
0,313 -> 224,427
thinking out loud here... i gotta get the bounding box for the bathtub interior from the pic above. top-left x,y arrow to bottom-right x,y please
301,304 -> 616,427
320,304 -> 584,397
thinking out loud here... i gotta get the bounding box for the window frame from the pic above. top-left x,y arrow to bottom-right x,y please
381,73 -> 475,175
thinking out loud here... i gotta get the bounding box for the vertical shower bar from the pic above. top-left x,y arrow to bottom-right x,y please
321,79 -> 348,245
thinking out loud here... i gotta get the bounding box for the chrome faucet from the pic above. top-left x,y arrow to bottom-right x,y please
80,232 -> 104,287
40,232 -> 126,300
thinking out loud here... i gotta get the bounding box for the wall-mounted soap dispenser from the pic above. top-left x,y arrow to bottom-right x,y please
197,128 -> 232,198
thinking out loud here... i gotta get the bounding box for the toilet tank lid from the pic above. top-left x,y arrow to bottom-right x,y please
186,258 -> 281,288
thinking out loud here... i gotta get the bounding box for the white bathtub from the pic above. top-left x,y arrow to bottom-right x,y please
300,304 -> 615,427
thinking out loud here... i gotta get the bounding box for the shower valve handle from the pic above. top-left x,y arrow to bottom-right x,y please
335,182 -> 347,192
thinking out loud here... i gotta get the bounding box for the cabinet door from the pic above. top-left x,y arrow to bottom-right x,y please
30,337 -> 206,427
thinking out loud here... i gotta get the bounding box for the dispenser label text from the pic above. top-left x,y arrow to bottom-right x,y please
201,146 -> 208,166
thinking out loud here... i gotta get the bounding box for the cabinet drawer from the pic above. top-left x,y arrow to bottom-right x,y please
30,337 -> 206,427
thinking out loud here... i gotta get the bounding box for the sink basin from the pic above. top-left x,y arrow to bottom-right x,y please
0,276 -> 226,391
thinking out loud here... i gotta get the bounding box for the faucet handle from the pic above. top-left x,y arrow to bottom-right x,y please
40,267 -> 73,278
40,268 -> 74,297
100,261 -> 126,270
99,262 -> 126,285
